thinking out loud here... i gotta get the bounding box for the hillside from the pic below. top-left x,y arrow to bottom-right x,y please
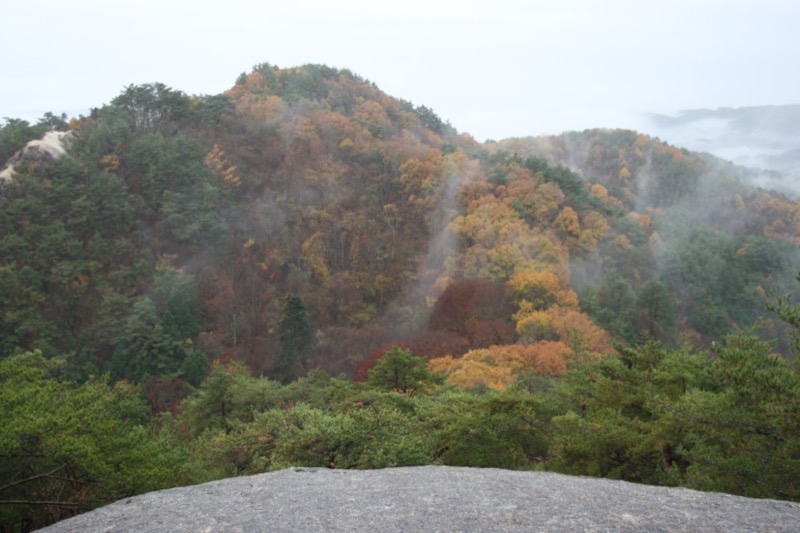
3,64 -> 799,393
3,63 -> 800,531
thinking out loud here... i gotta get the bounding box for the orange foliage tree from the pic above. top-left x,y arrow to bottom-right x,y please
525,340 -> 570,376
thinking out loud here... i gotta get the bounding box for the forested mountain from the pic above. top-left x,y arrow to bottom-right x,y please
3,63 -> 800,530
493,131 -> 800,347
3,65 -> 798,390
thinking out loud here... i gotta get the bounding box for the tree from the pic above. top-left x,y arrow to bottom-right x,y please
275,294 -> 314,383
516,304 -> 612,360
106,296 -> 187,383
507,269 -> 578,310
544,343 -> 707,485
37,112 -> 69,131
191,94 -> 236,128
152,270 -> 202,343
204,144 -> 241,188
634,278 -> 676,343
110,83 -> 190,130
768,271 -> 800,355
555,206 -> 580,237
367,346 -> 441,394
664,336 -> 800,499
0,118 -> 47,163
413,105 -> 449,134
428,278 -> 513,339
515,306 -> 557,344
179,360 -> 281,437
526,341 -> 570,376
0,351 -> 184,531
429,347 -> 527,391
590,274 -> 637,343
428,390 -> 545,468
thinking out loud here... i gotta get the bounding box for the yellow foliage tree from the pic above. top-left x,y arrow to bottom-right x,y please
555,206 -> 580,237
507,269 -> 578,310
614,234 -> 632,250
578,210 -> 610,253
301,232 -> 330,282
448,194 -> 570,282
99,154 -> 120,172
618,165 -> 631,183
515,306 -> 556,343
590,183 -> 609,202
429,341 -> 572,389
429,346 -> 528,390
204,144 -> 241,187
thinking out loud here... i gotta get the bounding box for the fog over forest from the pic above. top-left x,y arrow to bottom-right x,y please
646,104 -> 800,197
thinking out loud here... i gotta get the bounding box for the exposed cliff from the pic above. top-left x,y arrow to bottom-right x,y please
0,130 -> 77,183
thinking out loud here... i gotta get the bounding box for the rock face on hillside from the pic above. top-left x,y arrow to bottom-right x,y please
0,130 -> 77,183
36,466 -> 800,532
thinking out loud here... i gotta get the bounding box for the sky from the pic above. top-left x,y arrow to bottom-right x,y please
2,0 -> 799,143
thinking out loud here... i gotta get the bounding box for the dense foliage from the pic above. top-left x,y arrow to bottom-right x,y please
3,63 -> 800,530
0,352 -> 185,531
4,335 -> 799,530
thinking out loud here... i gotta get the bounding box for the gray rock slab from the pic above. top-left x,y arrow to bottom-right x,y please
37,466 -> 800,532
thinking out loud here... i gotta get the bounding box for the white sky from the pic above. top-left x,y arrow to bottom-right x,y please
2,0 -> 799,142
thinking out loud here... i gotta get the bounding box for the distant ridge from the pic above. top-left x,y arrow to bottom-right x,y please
650,104 -> 800,137
645,104 -> 800,194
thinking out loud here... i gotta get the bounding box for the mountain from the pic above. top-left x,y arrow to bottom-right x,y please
4,63 -> 800,531
2,64 -> 800,397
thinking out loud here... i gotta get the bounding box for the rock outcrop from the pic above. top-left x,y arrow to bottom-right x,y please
0,130 -> 77,184
36,466 -> 800,532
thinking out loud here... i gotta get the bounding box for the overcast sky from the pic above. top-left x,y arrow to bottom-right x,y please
3,0 -> 799,142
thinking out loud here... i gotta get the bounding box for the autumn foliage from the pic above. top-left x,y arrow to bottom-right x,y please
2,62 -> 798,399
5,65 -> 800,531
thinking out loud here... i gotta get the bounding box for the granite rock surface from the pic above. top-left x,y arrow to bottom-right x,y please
36,466 -> 800,532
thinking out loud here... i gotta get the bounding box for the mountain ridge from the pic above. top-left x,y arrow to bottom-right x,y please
2,63 -> 799,385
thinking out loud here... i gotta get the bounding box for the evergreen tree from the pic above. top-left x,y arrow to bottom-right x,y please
275,294 -> 313,383
634,278 -> 676,343
367,346 -> 441,394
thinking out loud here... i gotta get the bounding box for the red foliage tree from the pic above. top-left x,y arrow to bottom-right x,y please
427,278 -> 516,349
407,330 -> 471,359
429,279 -> 512,331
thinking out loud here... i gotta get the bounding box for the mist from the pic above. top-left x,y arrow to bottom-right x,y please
643,105 -> 800,197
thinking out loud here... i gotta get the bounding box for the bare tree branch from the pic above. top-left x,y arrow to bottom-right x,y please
0,465 -> 67,493
0,500 -> 90,508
